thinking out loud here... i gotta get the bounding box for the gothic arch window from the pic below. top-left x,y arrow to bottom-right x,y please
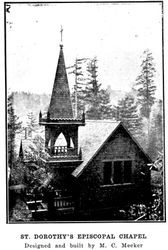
55,132 -> 67,147
70,138 -> 74,148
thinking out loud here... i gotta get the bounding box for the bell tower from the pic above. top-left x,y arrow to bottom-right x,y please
39,41 -> 85,166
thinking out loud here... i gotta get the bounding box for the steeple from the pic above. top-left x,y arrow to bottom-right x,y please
39,30 -> 85,165
48,44 -> 73,119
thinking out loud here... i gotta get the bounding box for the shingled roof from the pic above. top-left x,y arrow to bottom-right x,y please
72,120 -> 120,177
48,45 -> 73,119
72,120 -> 151,178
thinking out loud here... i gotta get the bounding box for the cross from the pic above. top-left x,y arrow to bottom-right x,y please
60,26 -> 63,43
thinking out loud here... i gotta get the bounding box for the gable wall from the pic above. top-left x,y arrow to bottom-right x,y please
78,126 -> 151,211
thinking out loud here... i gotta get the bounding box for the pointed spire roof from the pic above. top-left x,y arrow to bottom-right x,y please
48,45 -> 73,119
19,140 -> 24,160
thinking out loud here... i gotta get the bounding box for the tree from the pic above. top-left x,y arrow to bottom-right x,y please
83,57 -> 113,119
147,100 -> 163,159
135,49 -> 156,118
10,134 -> 51,191
8,92 -> 22,168
9,159 -> 28,186
26,112 -> 38,137
24,135 -> 52,193
134,50 -> 156,141
86,88 -> 113,120
70,57 -> 113,120
26,135 -> 47,162
113,94 -> 142,135
67,58 -> 89,117
127,152 -> 164,221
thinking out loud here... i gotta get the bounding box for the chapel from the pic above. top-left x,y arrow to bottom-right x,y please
19,35 -> 152,221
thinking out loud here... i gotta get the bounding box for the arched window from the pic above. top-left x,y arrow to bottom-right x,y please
55,133 -> 67,146
70,138 -> 74,148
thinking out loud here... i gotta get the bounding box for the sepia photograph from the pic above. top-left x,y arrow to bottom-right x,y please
5,1 -> 165,223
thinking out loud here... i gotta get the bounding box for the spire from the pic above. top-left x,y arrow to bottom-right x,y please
60,25 -> 63,45
48,44 -> 73,119
19,140 -> 24,160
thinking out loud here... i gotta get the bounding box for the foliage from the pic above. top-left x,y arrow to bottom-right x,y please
26,166 -> 53,194
151,171 -> 163,186
85,57 -> 101,98
10,134 -> 52,191
10,160 -> 28,185
113,94 -> 142,135
26,112 -> 38,137
71,91 -> 85,118
134,49 -> 156,119
9,199 -> 32,222
86,88 -> 113,120
70,57 -> 113,119
8,92 -> 22,168
147,100 -> 163,159
25,135 -> 45,160
68,58 -> 88,117
10,159 -> 52,198
127,153 -> 164,221
24,135 -> 52,191
127,187 -> 163,221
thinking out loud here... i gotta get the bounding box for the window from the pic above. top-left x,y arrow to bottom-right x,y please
104,162 -> 112,185
123,160 -> 132,183
103,160 -> 132,185
113,161 -> 122,184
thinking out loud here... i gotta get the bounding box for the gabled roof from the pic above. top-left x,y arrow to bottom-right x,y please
72,120 -> 120,177
48,45 -> 73,119
72,120 -> 152,178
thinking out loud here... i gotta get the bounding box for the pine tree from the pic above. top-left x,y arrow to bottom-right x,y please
8,92 -> 22,168
27,135 -> 46,162
86,88 -> 113,120
84,57 -> 113,119
26,112 -> 38,137
67,58 -> 89,117
147,100 -> 163,159
71,91 -> 85,118
134,49 -> 156,142
84,57 -> 100,102
135,49 -> 156,118
70,57 -> 113,120
114,94 -> 142,135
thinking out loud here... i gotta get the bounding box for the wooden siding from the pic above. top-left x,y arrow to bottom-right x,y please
78,126 -> 151,211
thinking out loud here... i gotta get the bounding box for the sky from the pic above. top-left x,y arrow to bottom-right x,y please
6,2 -> 163,98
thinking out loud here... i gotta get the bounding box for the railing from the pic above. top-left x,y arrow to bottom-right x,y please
53,196 -> 74,209
53,146 -> 68,155
26,200 -> 48,213
48,146 -> 78,157
46,146 -> 82,161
